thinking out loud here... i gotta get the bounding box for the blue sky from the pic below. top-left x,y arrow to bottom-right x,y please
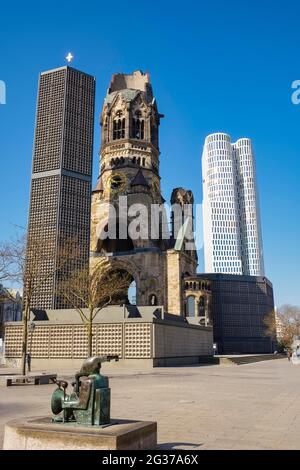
0,0 -> 299,306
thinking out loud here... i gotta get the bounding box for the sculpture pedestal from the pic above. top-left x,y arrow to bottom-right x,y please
3,417 -> 157,450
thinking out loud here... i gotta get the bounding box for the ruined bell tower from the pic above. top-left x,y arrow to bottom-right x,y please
90,71 -> 197,313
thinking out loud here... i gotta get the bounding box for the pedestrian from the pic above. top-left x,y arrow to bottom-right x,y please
287,350 -> 291,361
26,353 -> 31,372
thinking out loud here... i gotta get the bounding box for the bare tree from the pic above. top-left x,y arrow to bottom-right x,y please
0,233 -> 78,374
264,304 -> 300,350
58,262 -> 132,356
0,240 -> 23,339
264,310 -> 277,341
0,244 -> 14,283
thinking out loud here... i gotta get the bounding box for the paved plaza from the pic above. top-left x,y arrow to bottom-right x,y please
1,358 -> 300,450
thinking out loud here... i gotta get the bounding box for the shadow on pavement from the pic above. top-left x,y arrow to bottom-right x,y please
157,442 -> 202,449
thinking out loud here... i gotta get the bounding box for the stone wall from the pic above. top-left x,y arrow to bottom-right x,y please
4,312 -> 213,368
154,321 -> 213,366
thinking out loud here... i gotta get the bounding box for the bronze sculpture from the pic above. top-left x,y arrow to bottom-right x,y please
51,355 -> 118,426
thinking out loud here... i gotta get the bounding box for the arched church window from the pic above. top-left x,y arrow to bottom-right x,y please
132,118 -> 144,139
198,296 -> 205,316
113,117 -> 125,140
128,280 -> 137,305
187,296 -> 195,317
149,294 -> 158,306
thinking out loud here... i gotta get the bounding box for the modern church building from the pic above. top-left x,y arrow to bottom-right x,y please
196,273 -> 275,354
26,66 -> 95,309
202,132 -> 264,277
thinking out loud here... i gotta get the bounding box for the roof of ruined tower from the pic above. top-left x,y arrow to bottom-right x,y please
92,177 -> 104,192
130,169 -> 150,188
108,70 -> 151,93
104,70 -> 154,104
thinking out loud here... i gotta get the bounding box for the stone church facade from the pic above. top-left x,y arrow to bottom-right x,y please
90,71 -> 210,319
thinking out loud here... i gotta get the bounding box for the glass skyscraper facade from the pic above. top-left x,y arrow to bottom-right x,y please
202,132 -> 264,276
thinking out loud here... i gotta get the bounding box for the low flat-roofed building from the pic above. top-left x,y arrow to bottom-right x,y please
195,274 -> 275,354
0,285 -> 22,338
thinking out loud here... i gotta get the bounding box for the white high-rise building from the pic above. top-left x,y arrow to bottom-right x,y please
202,132 -> 265,276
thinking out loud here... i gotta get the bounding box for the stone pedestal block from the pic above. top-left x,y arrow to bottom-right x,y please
3,417 -> 157,450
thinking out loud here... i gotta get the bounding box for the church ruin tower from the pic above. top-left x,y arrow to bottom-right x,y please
90,71 -> 197,313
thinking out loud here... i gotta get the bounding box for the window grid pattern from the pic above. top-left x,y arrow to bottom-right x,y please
97,324 -> 123,357
27,175 -> 59,308
131,118 -> 144,139
4,326 -> 23,357
125,323 -> 152,358
202,133 -> 264,276
113,118 -> 125,140
5,323 -> 151,359
30,326 -> 50,357
235,139 -> 264,276
49,326 -> 73,357
26,67 -> 95,310
62,68 -> 95,175
33,69 -> 65,173
197,274 -> 274,354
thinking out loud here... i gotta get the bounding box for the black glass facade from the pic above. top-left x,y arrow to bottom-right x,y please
197,274 -> 275,354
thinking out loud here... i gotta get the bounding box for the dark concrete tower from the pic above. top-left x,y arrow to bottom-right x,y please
27,66 -> 95,309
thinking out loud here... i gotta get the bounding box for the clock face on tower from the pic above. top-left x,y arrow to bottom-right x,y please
108,173 -> 127,193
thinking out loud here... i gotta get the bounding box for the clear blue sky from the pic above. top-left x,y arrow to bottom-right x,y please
0,0 -> 299,307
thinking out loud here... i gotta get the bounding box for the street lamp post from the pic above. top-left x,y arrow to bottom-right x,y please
27,322 -> 35,373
